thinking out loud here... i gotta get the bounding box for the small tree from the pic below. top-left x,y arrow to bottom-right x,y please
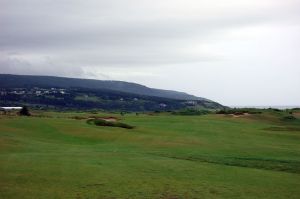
19,106 -> 31,116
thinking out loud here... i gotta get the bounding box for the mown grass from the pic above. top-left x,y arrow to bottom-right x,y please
0,111 -> 300,198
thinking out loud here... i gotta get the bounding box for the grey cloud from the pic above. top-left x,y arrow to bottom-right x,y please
1,0 -> 299,51
0,53 -> 84,77
0,0 -> 300,105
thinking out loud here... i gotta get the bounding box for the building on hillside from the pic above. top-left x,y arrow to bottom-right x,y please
0,107 -> 22,110
159,103 -> 167,108
185,101 -> 197,106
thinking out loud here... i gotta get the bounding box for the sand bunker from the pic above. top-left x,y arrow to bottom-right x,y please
87,116 -> 119,122
100,117 -> 118,122
230,113 -> 250,118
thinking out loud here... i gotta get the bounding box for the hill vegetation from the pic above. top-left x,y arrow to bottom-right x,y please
0,74 -> 204,100
0,74 -> 224,111
0,87 -> 223,111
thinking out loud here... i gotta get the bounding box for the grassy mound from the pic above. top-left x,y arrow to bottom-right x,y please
87,118 -> 134,129
216,108 -> 262,115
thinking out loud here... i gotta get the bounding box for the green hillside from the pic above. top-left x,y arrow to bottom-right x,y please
0,74 -> 224,111
0,74 -> 205,100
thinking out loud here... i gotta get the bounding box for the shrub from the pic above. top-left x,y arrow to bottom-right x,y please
72,116 -> 87,120
19,106 -> 31,116
216,108 -> 261,115
87,119 -> 134,129
282,115 -> 296,121
268,108 -> 282,112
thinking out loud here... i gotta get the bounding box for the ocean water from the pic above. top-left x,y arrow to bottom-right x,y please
230,106 -> 300,110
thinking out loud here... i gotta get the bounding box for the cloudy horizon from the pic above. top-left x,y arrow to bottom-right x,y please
1,0 -> 300,106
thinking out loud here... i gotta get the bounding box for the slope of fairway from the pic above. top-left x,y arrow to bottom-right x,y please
0,112 -> 300,198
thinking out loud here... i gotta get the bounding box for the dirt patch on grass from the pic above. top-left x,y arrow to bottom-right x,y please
293,112 -> 300,117
98,117 -> 118,122
229,113 -> 250,118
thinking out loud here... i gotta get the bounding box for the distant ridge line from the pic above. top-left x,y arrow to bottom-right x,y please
0,74 -> 208,101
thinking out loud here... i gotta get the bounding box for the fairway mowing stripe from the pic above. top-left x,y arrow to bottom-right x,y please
151,153 -> 300,174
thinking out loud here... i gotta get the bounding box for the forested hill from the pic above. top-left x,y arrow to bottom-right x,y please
0,74 -> 225,111
0,74 -> 205,101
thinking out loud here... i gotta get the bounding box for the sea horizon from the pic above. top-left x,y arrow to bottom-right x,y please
230,105 -> 300,109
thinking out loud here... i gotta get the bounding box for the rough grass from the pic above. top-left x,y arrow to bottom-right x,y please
263,126 -> 300,132
0,111 -> 300,198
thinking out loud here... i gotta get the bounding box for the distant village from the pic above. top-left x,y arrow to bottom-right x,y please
0,87 -> 68,96
0,87 -> 198,107
0,87 -> 201,111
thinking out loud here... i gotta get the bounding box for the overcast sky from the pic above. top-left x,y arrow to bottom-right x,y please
0,0 -> 299,106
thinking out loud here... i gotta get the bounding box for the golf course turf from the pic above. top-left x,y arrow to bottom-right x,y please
0,111 -> 300,198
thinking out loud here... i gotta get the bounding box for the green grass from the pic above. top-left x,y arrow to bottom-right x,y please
0,111 -> 300,198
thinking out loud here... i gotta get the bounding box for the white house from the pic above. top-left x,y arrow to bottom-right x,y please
0,107 -> 23,115
0,107 -> 23,111
159,103 -> 167,108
